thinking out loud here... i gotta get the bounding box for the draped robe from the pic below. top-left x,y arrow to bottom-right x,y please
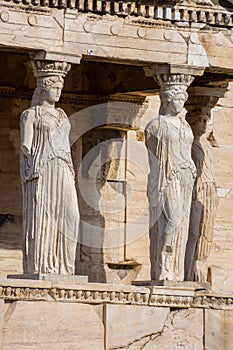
185,136 -> 217,282
20,106 -> 80,275
145,115 -> 196,281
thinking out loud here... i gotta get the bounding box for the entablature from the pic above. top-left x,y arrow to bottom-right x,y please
0,0 -> 233,78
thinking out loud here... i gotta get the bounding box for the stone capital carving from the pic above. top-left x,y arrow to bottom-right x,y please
155,73 -> 194,96
29,59 -> 71,79
144,64 -> 205,81
185,94 -> 219,118
31,51 -> 81,65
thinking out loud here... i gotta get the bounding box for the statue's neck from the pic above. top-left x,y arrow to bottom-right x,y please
40,101 -> 55,109
194,135 -> 201,142
194,134 -> 206,143
159,107 -> 186,120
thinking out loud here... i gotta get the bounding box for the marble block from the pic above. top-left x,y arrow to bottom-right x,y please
133,280 -> 210,291
7,273 -> 88,283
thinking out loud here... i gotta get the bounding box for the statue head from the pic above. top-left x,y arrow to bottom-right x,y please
160,85 -> 188,116
186,106 -> 211,137
31,76 -> 64,106
156,73 -> 194,116
29,60 -> 71,107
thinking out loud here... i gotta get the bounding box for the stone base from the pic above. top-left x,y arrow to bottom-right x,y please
132,280 -> 210,290
0,278 -> 233,349
7,273 -> 88,283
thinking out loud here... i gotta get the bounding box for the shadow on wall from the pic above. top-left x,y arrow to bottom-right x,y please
74,128 -> 126,283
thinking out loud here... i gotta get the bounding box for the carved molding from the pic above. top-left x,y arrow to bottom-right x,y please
192,293 -> 233,309
1,280 -> 233,310
149,294 -> 193,308
1,0 -> 233,27
0,285 -> 49,301
49,287 -> 150,305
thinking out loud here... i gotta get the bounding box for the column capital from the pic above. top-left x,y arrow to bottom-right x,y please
186,80 -> 229,114
188,82 -> 229,99
29,59 -> 71,79
185,81 -> 229,148
144,64 -> 205,79
31,50 -> 82,65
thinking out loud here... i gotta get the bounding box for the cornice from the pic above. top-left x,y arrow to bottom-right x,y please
1,0 -> 233,27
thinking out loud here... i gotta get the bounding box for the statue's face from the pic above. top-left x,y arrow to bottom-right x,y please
44,82 -> 63,103
191,115 -> 209,137
169,93 -> 186,115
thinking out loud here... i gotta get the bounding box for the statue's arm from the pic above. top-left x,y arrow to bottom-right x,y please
20,109 -> 35,157
145,125 -> 163,206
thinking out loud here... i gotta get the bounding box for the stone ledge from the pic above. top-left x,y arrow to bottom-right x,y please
0,278 -> 232,309
8,273 -> 88,283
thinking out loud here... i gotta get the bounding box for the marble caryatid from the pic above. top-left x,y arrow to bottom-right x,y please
145,73 -> 196,282
185,107 -> 217,282
20,60 -> 80,275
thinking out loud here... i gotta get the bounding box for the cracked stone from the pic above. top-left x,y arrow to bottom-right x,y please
105,304 -> 169,349
142,309 -> 203,350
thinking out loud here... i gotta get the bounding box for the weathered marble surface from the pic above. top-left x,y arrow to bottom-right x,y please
105,304 -> 169,349
0,300 -> 9,349
1,301 -> 104,350
205,309 -> 233,350
145,73 -> 196,281
20,61 -> 80,275
1,0 -> 233,73
0,279 -> 232,349
185,111 -> 217,282
206,84 -> 233,288
140,309 -> 203,350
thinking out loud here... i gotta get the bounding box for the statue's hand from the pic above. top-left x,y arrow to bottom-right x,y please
21,144 -> 31,158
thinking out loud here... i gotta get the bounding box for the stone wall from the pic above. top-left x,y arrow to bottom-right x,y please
206,83 -> 233,291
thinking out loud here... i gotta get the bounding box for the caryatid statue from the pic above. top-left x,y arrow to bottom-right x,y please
20,60 -> 80,275
185,105 -> 218,282
145,73 -> 196,282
